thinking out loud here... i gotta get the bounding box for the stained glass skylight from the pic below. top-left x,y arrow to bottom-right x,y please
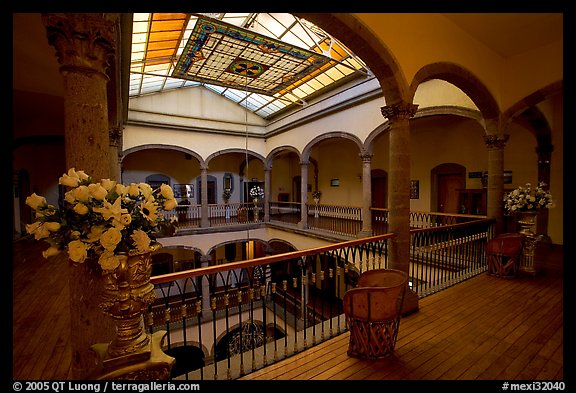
130,13 -> 368,119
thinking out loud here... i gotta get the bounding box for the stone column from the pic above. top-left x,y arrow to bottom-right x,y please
42,13 -> 118,379
358,152 -> 373,237
381,102 -> 418,315
200,164 -> 209,227
483,133 -> 509,235
109,126 -> 122,181
299,161 -> 309,229
264,166 -> 271,222
43,13 -> 117,182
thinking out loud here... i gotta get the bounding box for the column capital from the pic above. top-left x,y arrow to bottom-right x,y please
381,102 -> 419,121
42,13 -> 117,78
483,134 -> 510,149
109,126 -> 123,148
359,152 -> 373,162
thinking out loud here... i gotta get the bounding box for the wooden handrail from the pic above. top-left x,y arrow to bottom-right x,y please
150,232 -> 396,284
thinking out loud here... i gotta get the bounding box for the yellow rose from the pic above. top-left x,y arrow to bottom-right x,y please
89,183 -> 108,201
115,183 -> 127,196
164,198 -> 178,211
73,203 -> 89,215
100,227 -> 123,251
32,223 -> 51,240
76,170 -> 90,181
139,183 -> 153,199
44,221 -> 61,232
42,246 -> 61,259
160,183 -> 174,199
25,193 -> 47,210
86,226 -> 106,243
64,191 -> 76,204
68,240 -> 89,263
127,184 -> 140,197
25,221 -> 42,235
59,168 -> 80,187
72,185 -> 91,202
101,178 -> 117,191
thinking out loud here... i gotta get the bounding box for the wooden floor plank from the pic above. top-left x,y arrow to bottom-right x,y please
13,236 -> 563,381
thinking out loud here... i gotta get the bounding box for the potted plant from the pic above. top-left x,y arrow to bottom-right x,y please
312,190 -> 321,218
503,182 -> 553,236
24,168 -> 178,359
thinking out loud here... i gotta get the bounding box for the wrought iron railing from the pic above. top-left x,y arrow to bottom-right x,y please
147,214 -> 495,380
409,218 -> 494,296
168,203 -> 486,237
149,233 -> 395,380
306,203 -> 362,236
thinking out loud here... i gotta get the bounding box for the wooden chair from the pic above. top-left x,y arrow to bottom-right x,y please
342,269 -> 407,359
486,233 -> 525,277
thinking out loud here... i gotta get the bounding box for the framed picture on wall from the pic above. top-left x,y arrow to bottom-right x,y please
410,180 -> 419,199
174,184 -> 193,199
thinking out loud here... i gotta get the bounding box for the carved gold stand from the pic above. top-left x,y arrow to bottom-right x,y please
91,331 -> 175,380
517,211 -> 541,275
90,243 -> 175,379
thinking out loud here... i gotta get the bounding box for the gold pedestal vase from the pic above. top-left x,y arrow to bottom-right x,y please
516,211 -> 539,275
92,242 -> 175,379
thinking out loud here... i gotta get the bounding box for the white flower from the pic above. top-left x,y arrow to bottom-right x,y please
504,182 -> 553,213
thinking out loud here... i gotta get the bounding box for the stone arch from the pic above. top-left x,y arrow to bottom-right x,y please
121,144 -> 205,167
301,131 -> 364,162
266,145 -> 302,169
268,238 -> 298,253
364,122 -> 392,155
409,62 -> 501,131
295,13 -> 407,105
205,148 -> 266,168
206,238 -> 269,261
163,341 -> 207,378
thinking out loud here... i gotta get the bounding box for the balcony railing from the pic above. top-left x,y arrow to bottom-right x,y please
149,209 -> 494,380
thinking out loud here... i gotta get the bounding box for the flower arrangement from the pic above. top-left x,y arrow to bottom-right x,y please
503,182 -> 554,213
249,185 -> 264,200
312,190 -> 322,200
25,168 -> 178,271
222,188 -> 232,203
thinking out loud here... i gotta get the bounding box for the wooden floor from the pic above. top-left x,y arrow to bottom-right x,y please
12,236 -> 564,381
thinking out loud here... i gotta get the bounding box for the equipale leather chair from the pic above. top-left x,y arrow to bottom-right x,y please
486,233 -> 525,277
342,269 -> 407,359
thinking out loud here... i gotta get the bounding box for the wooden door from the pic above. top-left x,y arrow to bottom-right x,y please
437,173 -> 463,213
371,171 -> 387,208
207,180 -> 216,204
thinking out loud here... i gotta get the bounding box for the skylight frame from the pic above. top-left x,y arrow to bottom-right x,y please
129,13 -> 368,119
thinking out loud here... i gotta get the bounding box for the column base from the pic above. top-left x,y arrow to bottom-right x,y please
91,331 -> 175,380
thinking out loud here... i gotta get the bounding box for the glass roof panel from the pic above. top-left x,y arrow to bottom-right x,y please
129,13 -> 368,119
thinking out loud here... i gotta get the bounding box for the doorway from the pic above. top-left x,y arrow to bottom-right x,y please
197,175 -> 217,204
431,163 -> 466,213
371,169 -> 388,208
